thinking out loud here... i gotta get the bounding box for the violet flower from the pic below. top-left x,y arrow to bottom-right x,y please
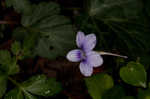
66,31 -> 103,76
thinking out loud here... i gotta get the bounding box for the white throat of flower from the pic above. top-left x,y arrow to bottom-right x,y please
80,50 -> 87,61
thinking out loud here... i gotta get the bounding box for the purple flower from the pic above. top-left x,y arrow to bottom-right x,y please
66,31 -> 103,76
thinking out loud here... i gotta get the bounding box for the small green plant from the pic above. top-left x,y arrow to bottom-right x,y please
0,41 -> 62,99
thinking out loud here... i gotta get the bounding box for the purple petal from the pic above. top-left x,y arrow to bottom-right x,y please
66,49 -> 82,62
86,51 -> 103,67
82,34 -> 96,52
79,62 -> 93,76
76,31 -> 85,48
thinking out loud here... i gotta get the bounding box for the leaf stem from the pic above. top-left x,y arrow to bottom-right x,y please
8,77 -> 21,87
8,77 -> 27,93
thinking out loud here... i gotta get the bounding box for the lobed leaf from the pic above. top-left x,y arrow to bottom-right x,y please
5,88 -> 24,99
0,73 -> 7,98
24,92 -> 37,99
22,75 -> 62,96
0,50 -> 11,65
7,57 -> 19,75
13,2 -> 75,59
11,41 -> 21,56
5,0 -> 31,14
0,50 -> 19,75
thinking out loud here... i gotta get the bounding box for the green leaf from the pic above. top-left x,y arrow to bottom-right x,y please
5,0 -> 31,14
7,57 -> 19,75
21,2 -> 60,26
120,61 -> 147,88
22,75 -> 62,96
13,27 -> 28,41
0,50 -> 19,75
0,73 -> 7,98
11,41 -> 21,56
85,0 -> 150,57
4,88 -> 24,99
22,32 -> 38,58
102,85 -> 125,99
85,73 -> 114,99
13,27 -> 39,58
0,50 -> 11,65
20,2 -> 75,59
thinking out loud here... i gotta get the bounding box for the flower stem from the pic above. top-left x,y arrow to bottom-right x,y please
97,51 -> 128,58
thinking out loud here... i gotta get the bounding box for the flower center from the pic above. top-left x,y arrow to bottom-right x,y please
80,51 -> 87,61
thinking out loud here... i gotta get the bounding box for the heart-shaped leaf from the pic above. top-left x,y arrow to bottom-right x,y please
85,73 -> 114,99
120,61 -> 147,88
